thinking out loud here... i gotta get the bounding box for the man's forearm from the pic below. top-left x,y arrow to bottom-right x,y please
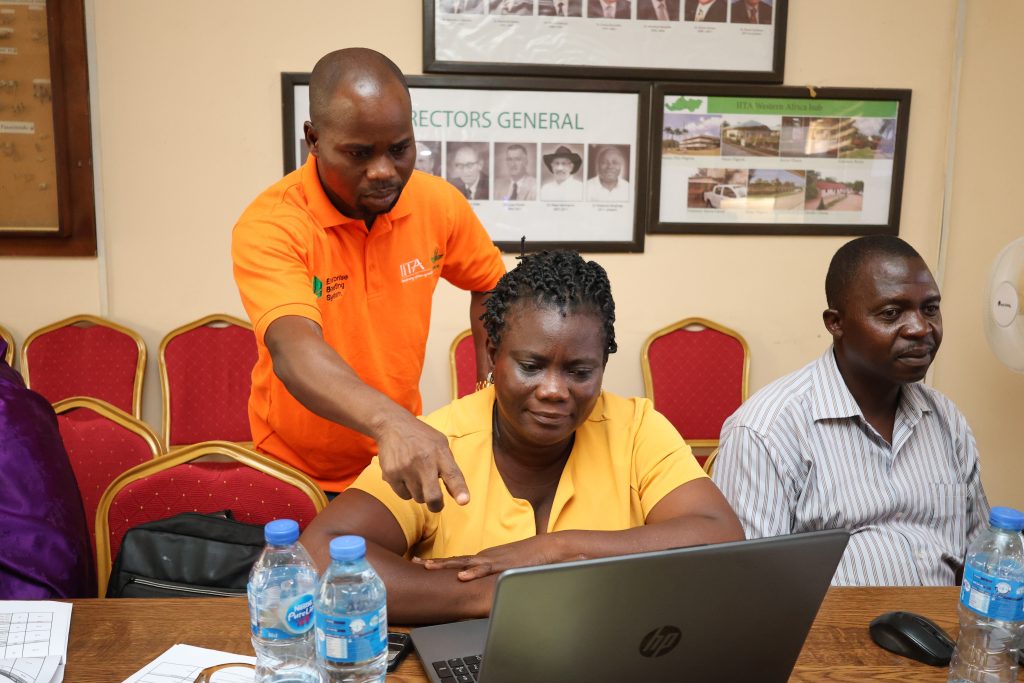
266,316 -> 407,441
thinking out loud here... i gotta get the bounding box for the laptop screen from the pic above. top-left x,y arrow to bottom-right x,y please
412,529 -> 849,683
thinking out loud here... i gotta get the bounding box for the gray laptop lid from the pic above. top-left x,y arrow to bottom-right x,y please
412,529 -> 849,683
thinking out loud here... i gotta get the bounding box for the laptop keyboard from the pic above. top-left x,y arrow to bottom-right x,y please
432,654 -> 482,682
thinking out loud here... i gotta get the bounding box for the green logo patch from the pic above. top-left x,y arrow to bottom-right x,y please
666,96 -> 702,112
312,275 -> 323,298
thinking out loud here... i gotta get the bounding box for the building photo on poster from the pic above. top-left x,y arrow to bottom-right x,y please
649,84 -> 911,236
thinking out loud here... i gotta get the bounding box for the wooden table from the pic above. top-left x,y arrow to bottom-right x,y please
64,587 -> 968,682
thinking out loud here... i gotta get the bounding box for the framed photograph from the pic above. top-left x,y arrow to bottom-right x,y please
282,73 -> 649,252
423,0 -> 787,83
648,84 -> 911,236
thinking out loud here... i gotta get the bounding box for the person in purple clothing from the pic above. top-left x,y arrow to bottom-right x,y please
0,338 -> 95,598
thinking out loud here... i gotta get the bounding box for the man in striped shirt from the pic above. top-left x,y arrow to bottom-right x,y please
712,236 -> 990,585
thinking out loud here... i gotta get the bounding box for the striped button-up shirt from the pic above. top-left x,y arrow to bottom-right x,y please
712,348 -> 990,586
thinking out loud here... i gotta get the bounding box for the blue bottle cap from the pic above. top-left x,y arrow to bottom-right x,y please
989,507 -> 1024,531
264,519 -> 300,545
329,535 -> 367,562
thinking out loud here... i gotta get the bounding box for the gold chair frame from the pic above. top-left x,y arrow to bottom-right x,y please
52,396 -> 164,460
22,314 -> 147,418
54,396 -> 163,597
640,316 -> 750,449
448,328 -> 474,401
94,439 -> 328,597
158,314 -> 254,451
0,324 -> 13,367
702,447 -> 720,476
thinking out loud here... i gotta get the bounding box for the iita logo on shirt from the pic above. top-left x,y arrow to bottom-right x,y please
399,248 -> 443,284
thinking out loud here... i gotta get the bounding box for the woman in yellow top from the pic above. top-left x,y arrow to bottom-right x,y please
300,250 -> 743,623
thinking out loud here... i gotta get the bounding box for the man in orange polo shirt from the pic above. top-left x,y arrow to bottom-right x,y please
232,48 -> 505,507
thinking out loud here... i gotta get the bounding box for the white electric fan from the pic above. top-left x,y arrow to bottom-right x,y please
984,236 -> 1024,373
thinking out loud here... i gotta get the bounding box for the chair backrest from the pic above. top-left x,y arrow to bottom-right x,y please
94,440 -> 328,596
449,328 -> 478,400
159,314 -> 257,449
702,447 -> 720,476
0,324 -> 13,367
53,396 -> 163,564
23,315 -> 146,417
641,317 -> 750,453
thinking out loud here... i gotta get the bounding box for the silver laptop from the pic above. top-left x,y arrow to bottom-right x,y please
411,530 -> 849,683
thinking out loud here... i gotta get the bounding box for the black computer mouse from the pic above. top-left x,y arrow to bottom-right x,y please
868,610 -> 955,667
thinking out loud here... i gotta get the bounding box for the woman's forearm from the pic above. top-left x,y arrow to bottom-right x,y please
365,542 -> 497,624
554,511 -> 745,563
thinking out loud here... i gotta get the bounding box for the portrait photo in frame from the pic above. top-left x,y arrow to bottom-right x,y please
648,83 -> 911,236
282,73 -> 650,252
423,0 -> 787,83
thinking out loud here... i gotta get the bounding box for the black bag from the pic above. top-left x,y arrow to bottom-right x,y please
106,510 -> 265,598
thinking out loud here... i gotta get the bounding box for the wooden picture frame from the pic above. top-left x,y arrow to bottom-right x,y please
423,0 -> 787,84
0,0 -> 96,256
282,73 -> 650,253
648,83 -> 911,236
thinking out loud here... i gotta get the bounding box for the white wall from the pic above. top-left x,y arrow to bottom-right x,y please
2,0 -> 1020,507
932,0 -> 1024,509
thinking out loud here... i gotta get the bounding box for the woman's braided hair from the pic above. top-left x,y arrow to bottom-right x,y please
482,249 -> 617,358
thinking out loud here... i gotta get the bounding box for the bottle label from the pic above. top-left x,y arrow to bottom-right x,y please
960,565 -> 1024,621
284,594 -> 315,634
315,606 -> 387,664
249,591 -> 315,639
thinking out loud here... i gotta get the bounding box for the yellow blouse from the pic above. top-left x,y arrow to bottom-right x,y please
350,386 -> 706,559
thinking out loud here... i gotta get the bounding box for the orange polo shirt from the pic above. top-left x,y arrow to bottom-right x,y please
232,156 -> 504,491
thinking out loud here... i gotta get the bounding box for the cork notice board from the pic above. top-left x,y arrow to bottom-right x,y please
0,0 -> 58,232
0,0 -> 96,256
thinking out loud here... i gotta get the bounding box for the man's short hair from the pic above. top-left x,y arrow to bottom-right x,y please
825,235 -> 924,309
309,48 -> 408,126
506,143 -> 528,157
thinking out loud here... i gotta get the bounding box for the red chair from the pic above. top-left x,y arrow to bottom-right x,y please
449,328 -> 478,400
94,440 -> 328,596
22,315 -> 146,417
53,397 -> 162,568
0,324 -> 13,367
641,317 -> 750,470
159,314 -> 257,450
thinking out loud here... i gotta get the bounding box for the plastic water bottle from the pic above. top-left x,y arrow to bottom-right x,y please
248,519 -> 321,683
948,506 -> 1024,683
315,535 -> 388,683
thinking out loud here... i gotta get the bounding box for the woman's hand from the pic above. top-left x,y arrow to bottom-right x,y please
417,533 -> 584,581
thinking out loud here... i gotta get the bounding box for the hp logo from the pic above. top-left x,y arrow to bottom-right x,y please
639,625 -> 682,658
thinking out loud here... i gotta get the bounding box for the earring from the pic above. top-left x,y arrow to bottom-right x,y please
475,371 -> 494,392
